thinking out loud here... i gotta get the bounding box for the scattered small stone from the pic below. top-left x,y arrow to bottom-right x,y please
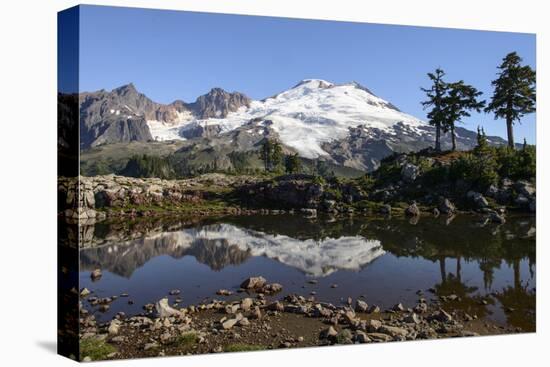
216,289 -> 233,296
368,305 -> 381,314
355,331 -> 371,343
80,288 -> 91,297
143,342 -> 159,351
222,318 -> 238,330
168,289 -> 181,296
392,303 -> 405,312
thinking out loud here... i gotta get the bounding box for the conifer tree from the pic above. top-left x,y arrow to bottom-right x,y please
421,68 -> 448,151
441,81 -> 485,151
285,153 -> 301,174
485,52 -> 536,149
259,139 -> 273,171
271,141 -> 283,170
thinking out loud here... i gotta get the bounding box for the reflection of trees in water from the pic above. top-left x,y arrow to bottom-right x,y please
434,256 -> 492,319
366,215 -> 535,328
494,259 -> 536,332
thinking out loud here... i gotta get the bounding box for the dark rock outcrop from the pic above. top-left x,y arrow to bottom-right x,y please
189,88 -> 251,119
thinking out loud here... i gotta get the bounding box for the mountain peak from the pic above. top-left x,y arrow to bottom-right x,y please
292,79 -> 334,89
113,83 -> 138,95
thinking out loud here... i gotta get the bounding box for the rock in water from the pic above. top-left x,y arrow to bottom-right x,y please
438,198 -> 456,215
240,276 -> 267,290
405,202 -> 420,216
155,298 -> 182,318
80,288 -> 91,297
91,269 -> 102,281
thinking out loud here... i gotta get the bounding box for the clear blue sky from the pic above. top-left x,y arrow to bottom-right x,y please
76,5 -> 536,143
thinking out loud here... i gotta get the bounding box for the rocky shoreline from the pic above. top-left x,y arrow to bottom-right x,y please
59,169 -> 535,225
78,275 -> 527,361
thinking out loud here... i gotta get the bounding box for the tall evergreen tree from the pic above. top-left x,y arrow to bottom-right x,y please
441,81 -> 485,151
259,138 -> 273,171
421,68 -> 448,151
271,141 -> 283,170
485,52 -> 536,149
285,153 -> 301,174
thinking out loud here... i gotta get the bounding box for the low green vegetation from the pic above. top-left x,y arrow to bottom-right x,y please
80,338 -> 117,361
224,343 -> 266,352
172,332 -> 198,349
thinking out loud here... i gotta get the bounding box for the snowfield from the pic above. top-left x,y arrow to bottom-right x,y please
146,79 -> 426,158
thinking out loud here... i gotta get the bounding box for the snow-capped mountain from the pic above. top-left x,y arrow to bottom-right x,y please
77,79 -> 509,172
149,79 -> 426,159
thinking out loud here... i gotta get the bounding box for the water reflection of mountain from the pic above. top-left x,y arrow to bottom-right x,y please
80,223 -> 385,277
79,214 -> 535,282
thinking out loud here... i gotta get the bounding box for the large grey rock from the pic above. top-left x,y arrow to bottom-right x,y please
467,191 -> 489,209
438,198 -> 456,214
240,276 -> 267,290
401,163 -> 420,183
405,203 -> 420,217
155,298 -> 182,318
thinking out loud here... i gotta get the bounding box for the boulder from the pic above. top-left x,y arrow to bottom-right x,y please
488,211 -> 506,224
155,298 -> 182,318
392,303 -> 405,312
404,313 -> 422,324
267,301 -> 285,312
321,326 -> 338,339
355,331 -> 371,343
367,333 -> 393,342
80,288 -> 91,297
240,276 -> 267,290
367,319 -> 382,332
438,198 -> 456,215
515,194 -> 530,207
355,299 -> 369,313
108,320 -> 121,335
485,185 -> 499,198
401,163 -> 419,183
241,298 -> 253,312
263,283 -> 283,294
405,203 -> 420,217
90,269 -> 102,281
378,325 -> 408,338
467,191 -> 489,209
221,318 -> 238,330
515,181 -> 535,198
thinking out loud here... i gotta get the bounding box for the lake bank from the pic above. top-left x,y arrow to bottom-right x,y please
78,274 -> 532,361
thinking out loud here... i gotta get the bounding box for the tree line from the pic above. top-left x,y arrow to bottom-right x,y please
422,52 -> 536,151
258,138 -> 302,174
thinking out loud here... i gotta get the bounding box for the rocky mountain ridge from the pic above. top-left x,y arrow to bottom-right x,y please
74,79 -> 511,172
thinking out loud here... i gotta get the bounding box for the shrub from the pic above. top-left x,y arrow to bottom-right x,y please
80,338 -> 117,361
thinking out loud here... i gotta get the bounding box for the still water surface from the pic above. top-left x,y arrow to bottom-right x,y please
79,214 -> 535,330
